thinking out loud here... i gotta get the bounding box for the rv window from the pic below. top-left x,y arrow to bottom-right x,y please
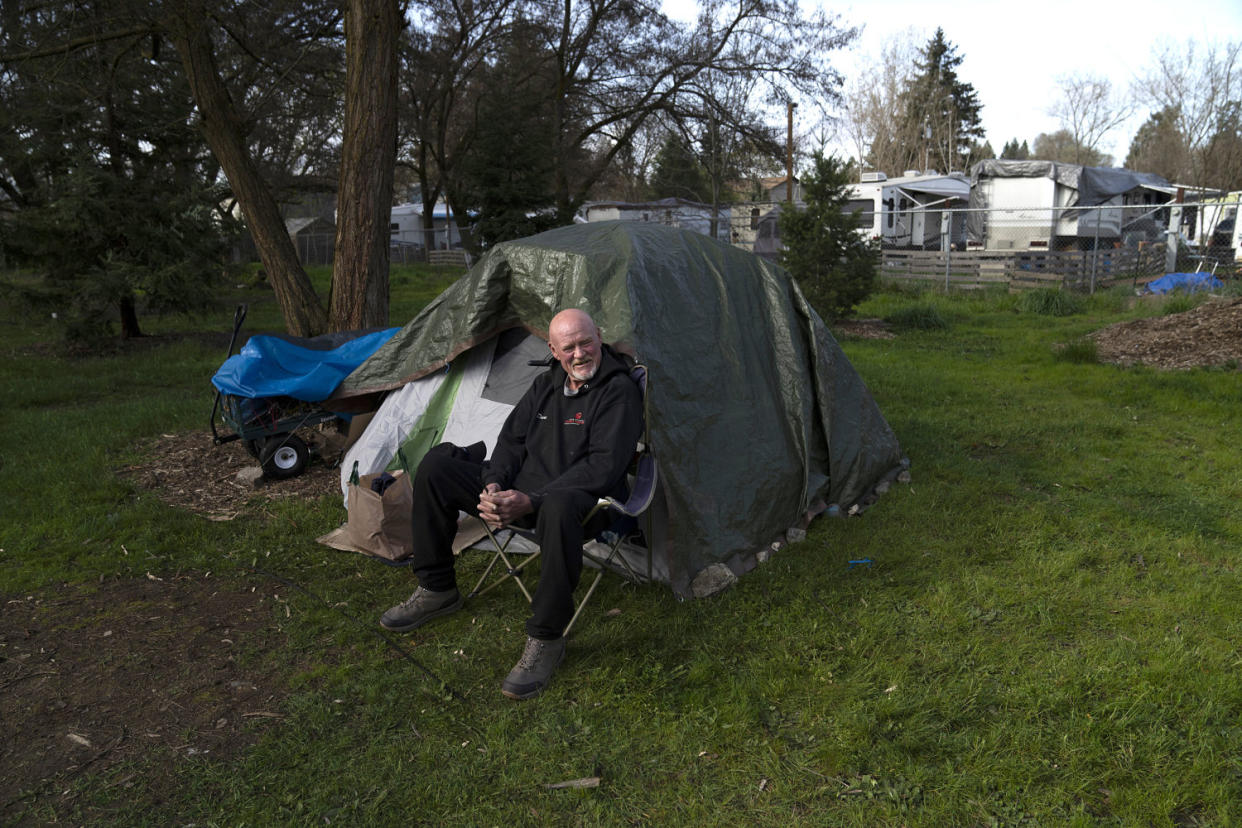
390,223 -> 399,234
750,207 -> 760,230
846,200 -> 874,225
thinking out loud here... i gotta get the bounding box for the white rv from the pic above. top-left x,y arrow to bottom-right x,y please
848,170 -> 970,249
1186,192 -> 1242,263
390,202 -> 465,250
966,160 -> 1173,251
577,197 -> 731,243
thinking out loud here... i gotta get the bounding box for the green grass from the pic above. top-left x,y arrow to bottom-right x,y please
3,276 -> 1241,825
883,302 -> 950,331
1016,287 -> 1087,316
1052,337 -> 1100,364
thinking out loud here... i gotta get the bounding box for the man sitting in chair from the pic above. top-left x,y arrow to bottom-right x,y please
379,308 -> 643,700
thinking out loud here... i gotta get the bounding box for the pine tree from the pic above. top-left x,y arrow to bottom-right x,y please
1,4 -> 235,342
649,134 -> 712,202
1125,107 -> 1189,180
898,29 -> 984,173
1001,139 -> 1031,160
778,153 -> 878,320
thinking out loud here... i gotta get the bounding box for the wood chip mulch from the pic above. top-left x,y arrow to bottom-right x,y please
1090,296 -> 1242,370
117,429 -> 342,519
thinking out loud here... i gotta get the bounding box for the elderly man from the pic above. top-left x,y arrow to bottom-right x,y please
380,308 -> 643,699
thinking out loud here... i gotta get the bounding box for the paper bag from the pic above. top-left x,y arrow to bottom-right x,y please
318,469 -> 413,561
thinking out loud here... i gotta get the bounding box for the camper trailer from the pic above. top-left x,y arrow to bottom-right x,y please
967,160 -> 1172,251
848,171 -> 970,249
390,202 -> 466,251
1187,192 -> 1242,264
752,170 -> 969,260
577,197 -> 731,243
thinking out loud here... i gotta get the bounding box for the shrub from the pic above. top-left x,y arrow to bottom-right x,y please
1053,338 -> 1099,363
1016,288 -> 1085,316
885,303 -> 950,331
1160,294 -> 1201,315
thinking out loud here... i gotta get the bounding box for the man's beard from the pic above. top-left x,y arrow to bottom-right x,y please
569,360 -> 599,382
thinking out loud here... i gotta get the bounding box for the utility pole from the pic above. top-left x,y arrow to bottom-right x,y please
786,101 -> 797,202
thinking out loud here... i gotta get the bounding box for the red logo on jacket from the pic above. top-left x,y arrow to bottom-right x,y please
563,411 -> 585,426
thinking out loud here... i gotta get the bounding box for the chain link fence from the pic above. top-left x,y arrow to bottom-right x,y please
876,199 -> 1241,293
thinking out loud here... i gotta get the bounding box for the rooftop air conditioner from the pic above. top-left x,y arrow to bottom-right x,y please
860,171 -> 887,183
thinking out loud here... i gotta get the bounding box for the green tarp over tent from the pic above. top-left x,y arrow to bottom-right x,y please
334,221 -> 905,597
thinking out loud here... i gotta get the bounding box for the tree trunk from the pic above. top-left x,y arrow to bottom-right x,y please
416,145 -> 440,254
119,295 -> 144,339
330,0 -> 400,331
165,7 -> 327,337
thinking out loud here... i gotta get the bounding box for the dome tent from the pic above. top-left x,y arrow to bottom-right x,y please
332,221 -> 906,597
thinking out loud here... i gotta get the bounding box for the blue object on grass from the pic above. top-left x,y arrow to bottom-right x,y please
1144,272 -> 1223,295
848,558 -> 873,569
211,327 -> 399,402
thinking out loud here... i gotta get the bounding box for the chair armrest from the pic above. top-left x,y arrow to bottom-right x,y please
604,453 -> 658,517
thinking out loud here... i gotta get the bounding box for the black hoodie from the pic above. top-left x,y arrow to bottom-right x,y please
482,344 -> 643,509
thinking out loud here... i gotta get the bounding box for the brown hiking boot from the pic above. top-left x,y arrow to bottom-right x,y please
379,586 -> 462,632
501,635 -> 566,700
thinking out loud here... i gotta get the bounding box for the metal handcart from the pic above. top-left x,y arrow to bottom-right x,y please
209,305 -> 345,479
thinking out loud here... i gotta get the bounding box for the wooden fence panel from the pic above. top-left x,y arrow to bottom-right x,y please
427,249 -> 471,267
879,247 -> 1167,291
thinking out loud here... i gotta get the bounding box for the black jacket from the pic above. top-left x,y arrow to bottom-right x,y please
483,345 -> 642,508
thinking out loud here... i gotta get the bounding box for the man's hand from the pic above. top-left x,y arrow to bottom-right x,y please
478,485 -> 533,529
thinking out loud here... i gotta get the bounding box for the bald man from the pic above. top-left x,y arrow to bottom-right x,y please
379,309 -> 643,700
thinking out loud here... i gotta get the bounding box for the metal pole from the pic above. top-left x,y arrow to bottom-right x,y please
1234,193 -> 1242,271
1166,188 -> 1184,275
1090,205 -> 1101,294
942,210 -> 952,291
786,102 -> 797,203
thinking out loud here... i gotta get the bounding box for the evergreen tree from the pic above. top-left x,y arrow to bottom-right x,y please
898,29 -> 984,173
649,134 -> 711,201
1000,139 -> 1031,160
1202,102 -> 1242,190
8,157 -> 232,341
778,153 -> 878,320
0,4 -> 236,341
1125,106 -> 1189,179
456,29 -> 562,248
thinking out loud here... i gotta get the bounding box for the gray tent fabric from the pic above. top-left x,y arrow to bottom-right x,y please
334,221 -> 905,596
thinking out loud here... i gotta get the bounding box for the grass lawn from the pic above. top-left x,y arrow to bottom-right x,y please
2,268 -> 1240,826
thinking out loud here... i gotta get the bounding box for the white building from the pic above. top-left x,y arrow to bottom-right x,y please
390,202 -> 466,250
576,198 -> 731,243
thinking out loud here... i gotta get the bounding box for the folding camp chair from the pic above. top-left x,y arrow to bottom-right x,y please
467,364 -> 657,636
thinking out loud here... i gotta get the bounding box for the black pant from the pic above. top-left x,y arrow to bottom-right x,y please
410,443 -> 596,640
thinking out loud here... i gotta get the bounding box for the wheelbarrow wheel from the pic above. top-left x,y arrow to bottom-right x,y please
261,434 -> 308,479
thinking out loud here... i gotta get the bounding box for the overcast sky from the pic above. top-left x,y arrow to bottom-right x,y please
662,0 -> 1242,169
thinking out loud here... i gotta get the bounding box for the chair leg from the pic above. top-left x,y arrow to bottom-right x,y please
470,523 -> 537,603
563,569 -> 605,636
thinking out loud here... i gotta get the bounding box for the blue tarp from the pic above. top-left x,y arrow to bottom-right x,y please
1144,272 -> 1224,295
212,328 -> 400,401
